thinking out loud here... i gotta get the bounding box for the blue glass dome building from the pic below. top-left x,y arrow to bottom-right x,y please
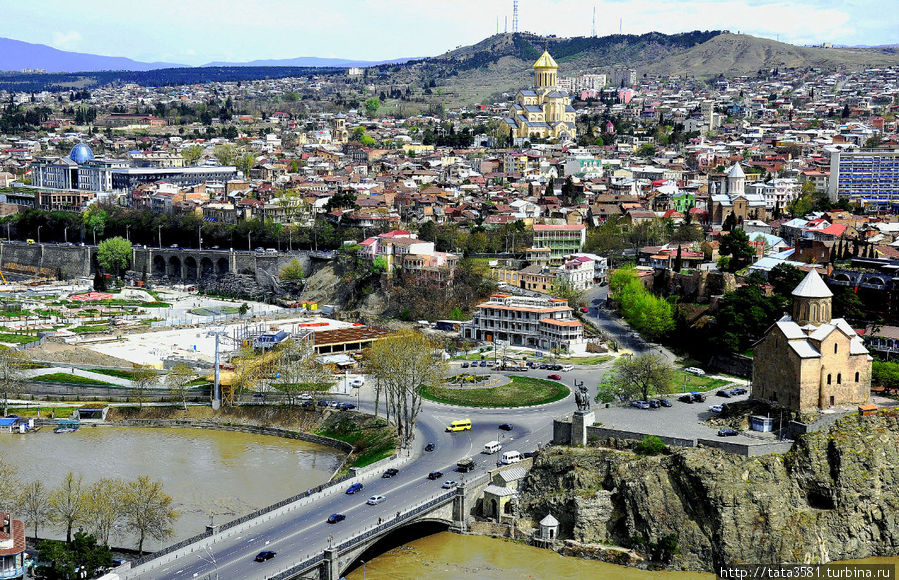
69,143 -> 94,164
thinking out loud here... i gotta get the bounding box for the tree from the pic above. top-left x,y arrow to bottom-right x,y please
364,97 -> 381,117
672,245 -> 682,272
82,478 -> 124,546
273,337 -> 332,405
81,205 -> 108,240
279,258 -> 305,281
0,347 -> 25,416
121,475 -> 177,555
19,480 -> 49,539
718,229 -> 754,272
130,365 -> 157,410
165,363 -> 195,411
182,145 -> 203,166
600,353 -> 673,403
371,255 -> 388,274
364,331 -> 446,447
97,237 -> 132,279
768,263 -> 804,300
236,151 -> 256,176
551,279 -> 585,310
38,531 -> 113,580
0,458 -> 19,515
49,472 -> 85,543
214,143 -> 237,166
715,284 -> 781,353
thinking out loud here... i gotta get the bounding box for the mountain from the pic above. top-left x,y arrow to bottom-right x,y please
0,37 -> 184,72
202,56 -> 419,67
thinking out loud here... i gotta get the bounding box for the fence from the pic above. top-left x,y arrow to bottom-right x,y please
265,490 -> 457,580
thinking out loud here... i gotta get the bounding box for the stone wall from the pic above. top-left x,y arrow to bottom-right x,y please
655,270 -> 738,302
0,242 -> 92,279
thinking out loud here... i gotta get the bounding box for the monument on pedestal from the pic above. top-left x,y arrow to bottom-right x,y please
572,382 -> 594,446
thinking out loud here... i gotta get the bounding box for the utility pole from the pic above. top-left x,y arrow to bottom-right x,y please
207,329 -> 227,410
198,225 -> 202,250
158,224 -> 162,248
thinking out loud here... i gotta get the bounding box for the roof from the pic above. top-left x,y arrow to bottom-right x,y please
792,269 -> 833,298
483,484 -> 518,498
540,513 -> 560,526
0,516 -> 25,557
311,326 -> 393,347
533,224 -> 585,232
497,466 -> 528,482
533,50 -> 558,69
540,318 -> 582,327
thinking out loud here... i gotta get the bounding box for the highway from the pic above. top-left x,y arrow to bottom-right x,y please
127,366 -> 587,580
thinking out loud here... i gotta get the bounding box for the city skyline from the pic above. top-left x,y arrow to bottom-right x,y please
1,0 -> 896,67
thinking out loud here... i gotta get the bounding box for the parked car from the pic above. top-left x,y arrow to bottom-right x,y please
424,442 -> 436,452
631,400 -> 650,409
299,393 -> 313,400
730,387 -> 747,395
327,513 -> 346,524
461,362 -> 469,368
658,399 -> 672,407
382,468 -> 399,478
547,374 -> 562,380
427,471 -> 443,480
442,480 -> 458,489
678,394 -> 694,404
708,404 -> 724,413
718,428 -> 739,437
691,392 -> 706,402
479,360 -> 487,367
684,367 -> 706,376
523,451 -> 535,459
498,423 -> 513,431
339,403 -> 356,410
648,400 -> 660,409
538,364 -> 548,369
349,378 -> 364,388
367,495 -> 387,505
716,389 -> 733,398
255,551 -> 276,562
580,307 -> 588,313
345,483 -> 364,494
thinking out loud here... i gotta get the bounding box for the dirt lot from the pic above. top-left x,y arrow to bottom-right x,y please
26,340 -> 136,368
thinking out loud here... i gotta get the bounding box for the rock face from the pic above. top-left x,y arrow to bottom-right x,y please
519,415 -> 899,570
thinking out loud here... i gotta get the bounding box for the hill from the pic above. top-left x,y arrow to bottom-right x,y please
0,37 -> 183,72
203,56 -> 419,67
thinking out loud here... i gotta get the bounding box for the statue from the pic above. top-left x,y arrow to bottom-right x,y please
575,383 -> 591,412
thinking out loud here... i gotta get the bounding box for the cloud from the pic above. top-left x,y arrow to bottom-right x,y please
51,30 -> 82,49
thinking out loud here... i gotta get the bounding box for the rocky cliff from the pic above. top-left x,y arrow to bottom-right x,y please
519,414 -> 899,570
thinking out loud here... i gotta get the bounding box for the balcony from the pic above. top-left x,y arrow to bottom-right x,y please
0,566 -> 24,580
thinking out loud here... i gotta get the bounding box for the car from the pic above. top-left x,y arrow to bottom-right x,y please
425,442 -> 436,452
382,468 -> 399,478
367,495 -> 386,505
731,387 -> 747,395
299,393 -> 313,400
659,399 -> 672,407
648,400 -> 660,409
547,374 -> 561,380
718,427 -> 739,437
349,378 -> 364,388
691,392 -> 706,402
255,247 -> 266,253
301,400 -> 313,408
708,404 -> 724,413
329,401 -> 340,408
442,480 -> 458,489
461,362 -> 469,368
427,471 -> 443,480
498,423 -> 513,431
631,400 -> 650,409
580,307 -> 588,313
345,482 -> 364,494
479,360 -> 487,367
339,403 -> 356,410
685,367 -> 706,376
716,389 -> 733,398
255,550 -> 276,562
327,513 -> 346,524
523,451 -> 535,459
678,394 -> 694,404
210,245 -> 220,249
538,363 -> 548,369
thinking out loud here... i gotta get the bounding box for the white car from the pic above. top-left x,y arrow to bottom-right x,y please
685,367 -> 706,376
349,378 -> 364,388
441,480 -> 458,489
299,393 -> 313,400
708,404 -> 724,413
367,495 -> 386,505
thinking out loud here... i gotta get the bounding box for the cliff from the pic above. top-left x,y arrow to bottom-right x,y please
519,414 -> 899,570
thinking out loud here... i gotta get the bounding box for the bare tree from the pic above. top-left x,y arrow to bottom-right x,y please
83,478 -> 125,546
0,347 -> 26,416
49,472 -> 85,543
274,336 -> 332,406
18,480 -> 49,539
131,365 -> 158,410
121,476 -> 177,555
0,458 -> 20,515
165,363 -> 195,411
365,331 -> 446,447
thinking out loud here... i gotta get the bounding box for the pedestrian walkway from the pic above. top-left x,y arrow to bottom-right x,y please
22,366 -> 133,386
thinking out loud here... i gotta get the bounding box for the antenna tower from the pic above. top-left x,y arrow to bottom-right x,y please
592,6 -> 596,37
512,0 -> 519,34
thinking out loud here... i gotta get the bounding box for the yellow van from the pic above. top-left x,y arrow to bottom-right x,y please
25,239 -> 35,245
446,419 -> 472,432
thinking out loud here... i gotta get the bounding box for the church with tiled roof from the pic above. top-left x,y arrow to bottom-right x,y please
503,50 -> 577,143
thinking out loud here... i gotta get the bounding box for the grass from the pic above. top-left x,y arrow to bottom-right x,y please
31,373 -> 116,386
70,324 -> 110,334
419,376 -> 570,408
317,416 -> 397,468
670,370 -> 730,392
566,355 -> 613,365
191,306 -> 240,316
84,368 -> 136,380
7,406 -> 77,418
0,333 -> 40,344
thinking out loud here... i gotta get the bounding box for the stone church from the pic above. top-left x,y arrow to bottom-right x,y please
503,50 -> 577,142
752,269 -> 871,412
708,163 -> 767,225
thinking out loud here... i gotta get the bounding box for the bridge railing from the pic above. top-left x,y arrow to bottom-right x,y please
265,489 -> 457,580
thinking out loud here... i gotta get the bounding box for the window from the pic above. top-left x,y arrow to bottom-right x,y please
855,371 -> 859,382
837,373 -> 841,385
827,374 -> 832,385
834,344 -> 838,354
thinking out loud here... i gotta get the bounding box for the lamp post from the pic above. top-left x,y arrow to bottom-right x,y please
5,223 -> 9,241
247,232 -> 251,251
198,225 -> 202,250
37,225 -> 42,245
125,225 -> 130,242
92,227 -> 97,246
64,226 -> 68,244
157,224 -> 162,248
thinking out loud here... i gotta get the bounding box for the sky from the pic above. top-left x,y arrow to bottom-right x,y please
1,0 -> 897,65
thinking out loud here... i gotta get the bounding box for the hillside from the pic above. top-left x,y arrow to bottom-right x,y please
0,37 -> 182,72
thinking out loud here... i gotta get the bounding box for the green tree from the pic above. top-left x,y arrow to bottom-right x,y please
19,480 -> 50,539
182,145 -> 203,166
715,285 -> 781,353
130,365 -> 157,410
49,472 -> 85,543
672,245 -> 682,272
236,151 -> 256,176
0,458 -> 20,515
279,258 -> 305,281
599,353 -> 673,403
97,236 -> 132,279
371,255 -> 388,274
214,143 -> 237,166
37,531 -> 114,580
121,475 -> 178,555
165,363 -> 195,411
637,143 -> 656,158
364,97 -> 381,117
718,229 -> 754,272
82,478 -> 124,547
81,205 -> 108,240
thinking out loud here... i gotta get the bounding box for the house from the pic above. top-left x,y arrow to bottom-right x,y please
0,513 -> 26,580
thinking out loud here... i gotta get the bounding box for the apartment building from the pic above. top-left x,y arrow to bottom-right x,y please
461,294 -> 586,354
828,148 -> 899,207
531,224 -> 586,264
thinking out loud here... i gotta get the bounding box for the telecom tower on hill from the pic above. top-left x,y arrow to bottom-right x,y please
512,0 -> 519,33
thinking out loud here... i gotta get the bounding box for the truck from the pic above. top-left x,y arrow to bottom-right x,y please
456,458 -> 475,473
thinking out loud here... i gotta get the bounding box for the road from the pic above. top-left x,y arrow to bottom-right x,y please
128,371 -> 579,580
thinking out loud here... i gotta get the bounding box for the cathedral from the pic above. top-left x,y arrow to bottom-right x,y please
503,50 -> 577,143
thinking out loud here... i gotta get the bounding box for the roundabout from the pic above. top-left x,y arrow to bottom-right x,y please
419,375 -> 570,408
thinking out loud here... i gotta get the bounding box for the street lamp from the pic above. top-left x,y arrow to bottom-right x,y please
37,225 -> 42,245
64,226 -> 69,244
92,227 -> 97,246
125,225 -> 130,242
157,224 -> 162,248
198,225 -> 202,250
247,232 -> 251,251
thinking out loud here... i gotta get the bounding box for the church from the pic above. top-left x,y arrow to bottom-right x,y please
752,270 -> 871,412
503,50 -> 577,143
708,163 -> 767,225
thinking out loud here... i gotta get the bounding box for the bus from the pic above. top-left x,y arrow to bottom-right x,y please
446,419 -> 472,432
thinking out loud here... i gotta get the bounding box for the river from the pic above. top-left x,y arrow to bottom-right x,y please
0,426 -> 343,549
343,533 -> 899,580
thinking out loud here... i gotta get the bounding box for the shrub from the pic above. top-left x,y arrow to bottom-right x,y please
634,435 -> 667,456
